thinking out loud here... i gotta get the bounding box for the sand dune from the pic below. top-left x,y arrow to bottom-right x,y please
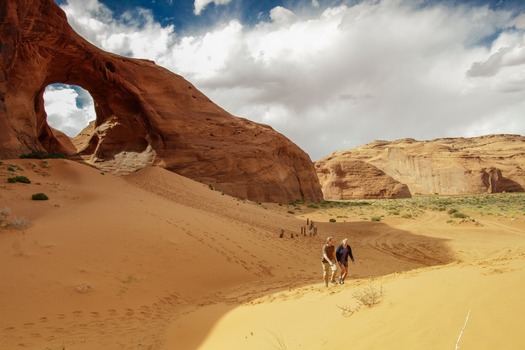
1,159 -> 524,349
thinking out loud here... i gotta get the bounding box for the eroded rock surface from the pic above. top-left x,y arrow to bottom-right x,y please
316,135 -> 525,199
0,0 -> 323,203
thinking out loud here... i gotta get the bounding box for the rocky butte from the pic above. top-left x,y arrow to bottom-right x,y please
316,134 -> 525,200
0,0 -> 323,203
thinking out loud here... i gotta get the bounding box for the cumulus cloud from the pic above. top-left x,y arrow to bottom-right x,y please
55,0 -> 525,160
194,0 -> 233,15
44,85 -> 96,137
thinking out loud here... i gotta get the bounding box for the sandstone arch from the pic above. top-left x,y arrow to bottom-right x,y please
0,0 -> 323,203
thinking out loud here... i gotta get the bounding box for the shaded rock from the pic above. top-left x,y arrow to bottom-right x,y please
316,159 -> 411,200
0,0 -> 323,203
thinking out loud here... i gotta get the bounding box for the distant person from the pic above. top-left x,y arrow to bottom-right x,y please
322,236 -> 338,286
336,238 -> 355,284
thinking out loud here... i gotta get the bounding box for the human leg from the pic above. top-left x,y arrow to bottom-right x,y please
330,259 -> 337,283
322,262 -> 330,286
340,263 -> 348,283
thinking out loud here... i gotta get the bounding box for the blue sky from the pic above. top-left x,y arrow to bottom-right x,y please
47,0 -> 525,160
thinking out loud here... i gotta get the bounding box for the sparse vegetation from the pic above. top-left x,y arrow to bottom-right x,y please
20,150 -> 66,159
329,218 -> 336,222
452,212 -> 469,219
1,207 -> 11,217
337,304 -> 360,317
352,283 -> 384,307
31,193 -> 49,200
7,175 -> 31,184
5,217 -> 31,229
299,193 -> 524,223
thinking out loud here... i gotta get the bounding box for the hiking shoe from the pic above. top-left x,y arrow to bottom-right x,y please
338,277 -> 342,284
331,280 -> 338,285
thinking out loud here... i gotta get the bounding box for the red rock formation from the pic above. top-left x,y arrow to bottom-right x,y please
316,134 -> 525,199
316,159 -> 411,200
0,0 -> 323,203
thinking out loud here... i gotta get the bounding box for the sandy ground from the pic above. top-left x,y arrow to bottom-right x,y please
0,159 -> 524,349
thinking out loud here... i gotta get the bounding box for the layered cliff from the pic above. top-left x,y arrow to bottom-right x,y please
316,134 -> 525,199
0,0 -> 323,203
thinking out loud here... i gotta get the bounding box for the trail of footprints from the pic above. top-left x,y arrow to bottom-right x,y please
1,293 -> 187,349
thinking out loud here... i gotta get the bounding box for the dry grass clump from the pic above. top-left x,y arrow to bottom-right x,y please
352,283 -> 384,307
337,282 -> 385,318
0,207 -> 31,230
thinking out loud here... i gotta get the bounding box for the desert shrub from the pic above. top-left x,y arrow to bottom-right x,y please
448,208 -> 458,215
7,175 -> 31,184
31,193 -> 49,200
337,304 -> 360,317
353,283 -> 384,307
20,150 -> 66,159
287,210 -> 295,214
307,204 -> 319,209
371,216 -> 382,222
329,218 -> 336,222
452,212 -> 469,219
401,213 -> 413,219
5,217 -> 30,229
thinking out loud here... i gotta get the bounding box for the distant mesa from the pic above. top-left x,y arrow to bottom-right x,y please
0,0 -> 323,203
315,134 -> 525,200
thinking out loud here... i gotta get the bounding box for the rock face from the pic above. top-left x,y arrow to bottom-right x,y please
316,159 -> 411,199
0,0 -> 323,203
316,134 -> 525,199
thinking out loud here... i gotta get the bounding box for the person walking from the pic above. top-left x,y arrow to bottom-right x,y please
336,238 -> 355,284
322,237 -> 338,286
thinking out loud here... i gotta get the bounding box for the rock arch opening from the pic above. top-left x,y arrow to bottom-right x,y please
43,84 -> 96,138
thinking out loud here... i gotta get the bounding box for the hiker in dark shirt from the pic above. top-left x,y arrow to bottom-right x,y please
322,236 -> 338,286
336,238 -> 355,284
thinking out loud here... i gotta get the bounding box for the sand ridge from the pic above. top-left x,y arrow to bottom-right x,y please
0,159 -> 524,349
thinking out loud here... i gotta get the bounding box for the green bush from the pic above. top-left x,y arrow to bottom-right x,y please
371,216 -> 382,222
452,212 -> 469,219
20,151 -> 66,159
329,218 -> 336,222
31,193 -> 49,200
7,176 -> 31,184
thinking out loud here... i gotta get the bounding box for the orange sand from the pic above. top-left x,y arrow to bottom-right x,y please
1,159 -> 524,349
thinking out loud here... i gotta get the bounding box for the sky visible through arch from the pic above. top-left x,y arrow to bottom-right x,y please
48,0 -> 525,160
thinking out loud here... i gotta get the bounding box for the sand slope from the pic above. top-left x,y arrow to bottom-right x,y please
0,159 -> 524,349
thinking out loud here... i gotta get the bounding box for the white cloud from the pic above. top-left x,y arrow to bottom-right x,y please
269,6 -> 297,24
44,85 -> 96,137
55,0 -> 525,160
194,0 -> 233,15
